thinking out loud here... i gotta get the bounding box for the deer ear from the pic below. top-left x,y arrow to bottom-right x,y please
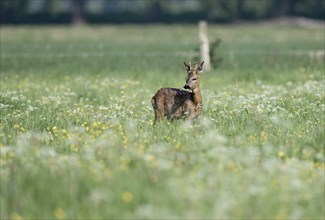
183,62 -> 190,72
197,61 -> 204,72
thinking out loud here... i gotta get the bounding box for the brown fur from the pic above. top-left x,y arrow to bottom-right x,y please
151,61 -> 204,123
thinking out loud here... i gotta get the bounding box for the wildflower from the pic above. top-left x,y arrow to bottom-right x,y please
70,144 -> 79,152
228,162 -> 240,172
175,143 -> 181,149
92,122 -> 99,127
8,151 -> 15,158
10,213 -> 23,220
260,131 -> 267,142
121,191 -> 133,203
248,135 -> 256,143
277,151 -> 285,159
313,162 -> 325,170
64,76 -> 70,80
137,144 -> 145,154
52,126 -> 59,136
101,124 -> 109,130
54,208 -> 66,219
145,154 -> 157,168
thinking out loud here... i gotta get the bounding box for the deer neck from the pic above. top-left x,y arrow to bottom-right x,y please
192,87 -> 202,105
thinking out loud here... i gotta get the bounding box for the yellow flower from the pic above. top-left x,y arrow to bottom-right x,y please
277,151 -> 285,158
10,213 -> 23,220
123,138 -> 128,145
70,144 -> 79,152
260,131 -> 267,141
122,191 -> 133,203
54,208 -> 66,219
101,124 -> 109,130
175,143 -> 181,149
248,135 -> 256,142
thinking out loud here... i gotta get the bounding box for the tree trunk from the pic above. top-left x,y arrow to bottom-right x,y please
72,0 -> 85,25
199,21 -> 211,71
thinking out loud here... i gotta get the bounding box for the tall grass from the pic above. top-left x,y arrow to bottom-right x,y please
0,24 -> 324,219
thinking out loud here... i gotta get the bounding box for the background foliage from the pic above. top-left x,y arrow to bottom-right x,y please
1,0 -> 324,24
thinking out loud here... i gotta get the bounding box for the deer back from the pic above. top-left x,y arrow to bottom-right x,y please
152,88 -> 194,119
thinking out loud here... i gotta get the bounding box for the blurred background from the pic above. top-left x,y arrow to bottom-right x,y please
1,0 -> 324,25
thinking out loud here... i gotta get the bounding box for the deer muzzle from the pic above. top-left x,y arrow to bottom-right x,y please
183,85 -> 191,90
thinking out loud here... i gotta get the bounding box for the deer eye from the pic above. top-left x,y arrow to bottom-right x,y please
192,78 -> 197,81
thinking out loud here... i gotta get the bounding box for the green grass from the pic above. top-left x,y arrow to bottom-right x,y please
0,24 -> 324,219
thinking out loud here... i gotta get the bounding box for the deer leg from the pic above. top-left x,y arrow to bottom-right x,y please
189,105 -> 201,124
152,97 -> 164,124
189,113 -> 198,124
154,109 -> 164,124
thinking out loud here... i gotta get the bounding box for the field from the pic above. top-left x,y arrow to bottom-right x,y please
0,24 -> 324,219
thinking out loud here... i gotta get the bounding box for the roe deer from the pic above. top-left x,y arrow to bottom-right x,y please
151,61 -> 204,124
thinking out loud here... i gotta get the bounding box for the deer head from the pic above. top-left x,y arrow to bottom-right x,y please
183,61 -> 204,91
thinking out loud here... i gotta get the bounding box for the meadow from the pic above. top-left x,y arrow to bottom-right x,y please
0,24 -> 324,219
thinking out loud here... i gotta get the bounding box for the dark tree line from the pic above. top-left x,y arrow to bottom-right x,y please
1,0 -> 324,24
